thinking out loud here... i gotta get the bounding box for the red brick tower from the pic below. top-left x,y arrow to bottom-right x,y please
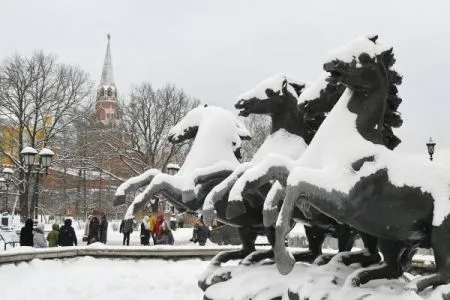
96,34 -> 118,126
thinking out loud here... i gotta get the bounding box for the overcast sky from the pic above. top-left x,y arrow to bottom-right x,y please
2,0 -> 449,161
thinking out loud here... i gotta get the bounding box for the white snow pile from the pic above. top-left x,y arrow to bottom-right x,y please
203,259 -> 448,300
236,73 -> 305,102
125,105 -> 250,219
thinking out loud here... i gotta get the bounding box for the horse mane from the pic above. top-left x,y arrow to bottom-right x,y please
298,82 -> 346,143
380,48 -> 403,150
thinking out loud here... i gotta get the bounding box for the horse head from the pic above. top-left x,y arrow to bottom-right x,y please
235,74 -> 305,117
323,34 -> 402,149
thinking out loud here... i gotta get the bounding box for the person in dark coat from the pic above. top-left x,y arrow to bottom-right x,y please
120,219 -> 133,246
192,216 -> 210,246
20,218 -> 34,247
140,215 -> 151,246
99,214 -> 108,244
87,215 -> 100,245
59,218 -> 77,246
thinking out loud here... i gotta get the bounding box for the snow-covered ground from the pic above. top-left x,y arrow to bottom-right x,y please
0,257 -> 209,300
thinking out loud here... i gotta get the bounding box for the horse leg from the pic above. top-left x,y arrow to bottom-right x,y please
314,224 -> 353,265
346,239 -> 406,287
202,166 -> 249,225
241,226 -> 275,266
210,226 -> 258,266
343,232 -> 381,267
274,187 -> 299,275
198,227 -> 258,291
295,226 -> 326,263
262,181 -> 286,227
227,160 -> 291,219
406,221 -> 450,293
321,230 -> 381,267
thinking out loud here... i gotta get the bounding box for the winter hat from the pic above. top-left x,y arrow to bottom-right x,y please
37,223 -> 45,231
143,215 -> 149,221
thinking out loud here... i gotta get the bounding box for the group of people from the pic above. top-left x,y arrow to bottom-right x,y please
19,218 -> 77,248
120,213 -> 175,246
83,210 -> 108,245
18,212 -> 210,248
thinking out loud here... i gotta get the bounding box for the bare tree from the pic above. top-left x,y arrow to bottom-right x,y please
0,51 -> 93,218
240,114 -> 271,162
97,83 -> 200,176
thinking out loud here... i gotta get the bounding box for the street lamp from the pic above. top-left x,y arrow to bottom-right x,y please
166,163 -> 180,214
426,137 -> 436,161
20,147 -> 55,220
166,163 -> 180,176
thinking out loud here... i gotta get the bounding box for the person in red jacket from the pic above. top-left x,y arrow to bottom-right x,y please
154,214 -> 164,236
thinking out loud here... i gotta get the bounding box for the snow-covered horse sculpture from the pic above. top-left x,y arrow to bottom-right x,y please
273,35 -> 448,293
199,75 -> 309,263
197,74 -> 358,291
225,73 -> 388,268
120,105 -> 251,219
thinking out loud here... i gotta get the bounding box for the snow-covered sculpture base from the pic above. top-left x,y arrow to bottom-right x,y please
203,259 -> 449,300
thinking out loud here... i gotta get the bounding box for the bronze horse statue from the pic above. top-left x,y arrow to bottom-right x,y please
273,35 -> 448,294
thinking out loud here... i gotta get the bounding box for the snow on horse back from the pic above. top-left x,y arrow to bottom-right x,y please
169,104 -> 250,175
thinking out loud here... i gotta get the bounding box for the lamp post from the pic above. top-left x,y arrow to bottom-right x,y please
166,163 -> 180,214
20,147 -> 55,220
0,178 -> 6,212
426,137 -> 436,161
2,168 -> 13,213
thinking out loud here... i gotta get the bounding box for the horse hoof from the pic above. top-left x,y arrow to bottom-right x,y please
202,209 -> 215,225
351,277 -> 361,287
403,283 -> 418,294
263,208 -> 279,227
226,201 -> 246,219
275,251 -> 295,275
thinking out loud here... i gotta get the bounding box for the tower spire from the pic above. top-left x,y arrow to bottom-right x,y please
100,34 -> 115,86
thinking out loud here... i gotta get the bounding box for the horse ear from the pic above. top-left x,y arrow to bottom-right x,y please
265,88 -> 276,97
368,35 -> 378,43
203,104 -> 208,107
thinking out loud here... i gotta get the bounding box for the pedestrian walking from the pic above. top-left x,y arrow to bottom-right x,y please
140,216 -> 151,245
33,223 -> 47,248
47,223 -> 60,247
87,213 -> 100,245
59,218 -> 78,246
99,214 -> 108,244
120,218 -> 133,246
20,218 -> 34,247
